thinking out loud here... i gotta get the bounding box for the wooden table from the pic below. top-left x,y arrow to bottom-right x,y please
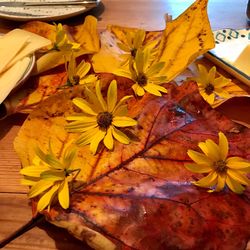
0,0 -> 249,249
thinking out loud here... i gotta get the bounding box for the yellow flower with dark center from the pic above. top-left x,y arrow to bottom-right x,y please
194,64 -> 231,105
115,48 -> 167,96
53,23 -> 80,52
66,53 -> 97,86
66,80 -> 137,154
186,132 -> 250,194
117,29 -> 158,64
20,145 -> 79,212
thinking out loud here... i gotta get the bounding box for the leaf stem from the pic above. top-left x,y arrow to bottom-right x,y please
0,214 -> 45,248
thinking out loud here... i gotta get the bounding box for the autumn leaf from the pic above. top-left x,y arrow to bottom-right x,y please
22,16 -> 100,74
157,0 -> 215,81
14,74 -> 250,250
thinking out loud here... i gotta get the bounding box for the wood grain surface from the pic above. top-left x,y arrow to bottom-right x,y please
0,0 -> 249,249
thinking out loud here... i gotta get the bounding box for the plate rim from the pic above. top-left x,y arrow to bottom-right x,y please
0,0 -> 100,21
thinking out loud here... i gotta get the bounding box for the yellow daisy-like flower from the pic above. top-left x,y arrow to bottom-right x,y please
66,52 -> 97,86
20,145 -> 79,212
66,80 -> 137,154
53,23 -> 80,52
186,132 -> 250,194
194,64 -> 231,105
117,29 -> 158,64
116,48 -> 167,96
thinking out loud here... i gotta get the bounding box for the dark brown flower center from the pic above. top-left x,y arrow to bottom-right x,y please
131,48 -> 137,57
214,160 -> 227,173
97,112 -> 113,129
205,83 -> 214,95
137,73 -> 147,86
72,75 -> 80,85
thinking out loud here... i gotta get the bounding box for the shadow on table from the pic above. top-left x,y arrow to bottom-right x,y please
39,220 -> 93,250
0,113 -> 27,140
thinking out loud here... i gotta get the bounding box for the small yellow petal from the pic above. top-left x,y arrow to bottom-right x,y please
205,139 -> 220,161
185,163 -> 211,173
96,81 -> 107,111
20,166 -> 49,178
112,116 -> 137,127
144,83 -> 162,96
28,180 -> 54,198
76,127 -> 99,146
226,175 -> 245,194
107,80 -> 117,112
103,127 -> 114,150
37,184 -> 60,212
227,169 -> 250,186
218,132 -> 228,160
112,126 -> 130,144
215,173 -> 226,192
90,129 -> 106,154
40,170 -> 65,181
58,180 -> 70,209
72,98 -> 97,116
187,150 -> 212,165
208,66 -> 216,82
193,171 -> 218,188
226,157 -> 250,169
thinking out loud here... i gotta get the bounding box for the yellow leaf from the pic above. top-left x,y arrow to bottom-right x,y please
157,0 -> 215,81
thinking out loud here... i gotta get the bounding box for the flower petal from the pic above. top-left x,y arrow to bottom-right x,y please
66,122 -> 97,133
66,114 -> 96,122
187,150 -> 213,165
90,129 -> 106,154
226,157 -> 250,169
226,175 -> 245,194
113,104 -> 128,116
215,173 -> 226,192
227,169 -> 250,186
218,132 -> 228,160
208,66 -> 216,82
107,80 -> 117,112
72,98 -> 97,116
96,81 -> 107,111
76,127 -> 99,146
28,180 -> 54,198
77,61 -> 91,77
132,84 -> 145,96
112,116 -> 137,127
103,127 -> 114,150
193,171 -> 218,188
185,163 -> 211,173
58,179 -> 70,209
205,139 -> 220,161
144,83 -> 162,96
40,170 -> 65,181
20,165 -> 49,177
37,184 -> 60,212
112,126 -> 130,144
113,95 -> 132,115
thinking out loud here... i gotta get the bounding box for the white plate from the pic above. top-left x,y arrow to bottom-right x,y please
0,0 -> 100,21
205,28 -> 250,86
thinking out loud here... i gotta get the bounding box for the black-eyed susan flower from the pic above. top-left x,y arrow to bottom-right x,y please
66,80 -> 137,154
186,132 -> 250,194
20,145 -> 79,212
66,52 -> 97,86
53,23 -> 80,52
194,64 -> 231,105
117,29 -> 158,64
115,49 -> 167,96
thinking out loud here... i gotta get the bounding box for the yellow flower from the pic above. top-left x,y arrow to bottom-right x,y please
66,52 -> 97,86
194,64 -> 230,105
20,145 -> 79,212
186,132 -> 250,194
115,49 -> 167,96
66,80 -> 137,154
53,23 -> 80,52
117,29 -> 158,64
